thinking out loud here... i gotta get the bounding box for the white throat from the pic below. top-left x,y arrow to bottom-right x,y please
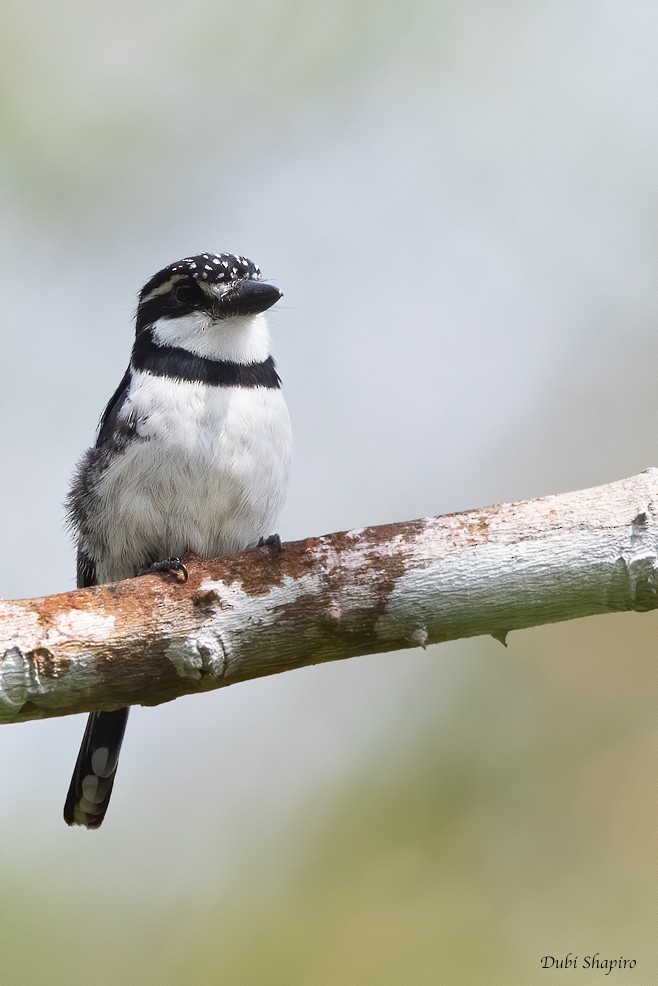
150,311 -> 273,363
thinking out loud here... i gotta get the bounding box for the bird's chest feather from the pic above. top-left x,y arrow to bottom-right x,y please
93,372 -> 291,576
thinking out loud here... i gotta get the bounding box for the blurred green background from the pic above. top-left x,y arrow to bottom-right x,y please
0,2 -> 655,984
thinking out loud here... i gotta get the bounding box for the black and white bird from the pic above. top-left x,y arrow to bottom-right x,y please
64,252 -> 292,828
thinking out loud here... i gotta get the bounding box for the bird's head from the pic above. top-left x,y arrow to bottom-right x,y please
135,253 -> 282,362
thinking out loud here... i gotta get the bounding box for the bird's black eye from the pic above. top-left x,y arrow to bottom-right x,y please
172,281 -> 199,306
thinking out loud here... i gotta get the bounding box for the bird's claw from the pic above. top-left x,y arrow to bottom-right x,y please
138,556 -> 189,582
258,533 -> 282,552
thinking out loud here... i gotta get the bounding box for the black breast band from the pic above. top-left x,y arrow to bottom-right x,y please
131,330 -> 281,389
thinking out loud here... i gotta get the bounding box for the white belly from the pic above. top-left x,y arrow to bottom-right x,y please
92,371 -> 292,582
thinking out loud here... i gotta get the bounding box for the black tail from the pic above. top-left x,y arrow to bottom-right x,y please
64,709 -> 130,828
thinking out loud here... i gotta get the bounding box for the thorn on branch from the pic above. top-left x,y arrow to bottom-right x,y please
325,602 -> 342,624
408,627 -> 428,650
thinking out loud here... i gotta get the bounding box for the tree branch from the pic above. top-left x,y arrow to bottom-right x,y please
1,470 -> 656,725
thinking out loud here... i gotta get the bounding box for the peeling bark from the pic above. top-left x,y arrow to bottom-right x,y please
1,469 -> 656,725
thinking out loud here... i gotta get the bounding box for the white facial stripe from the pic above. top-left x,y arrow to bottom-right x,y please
140,274 -> 186,304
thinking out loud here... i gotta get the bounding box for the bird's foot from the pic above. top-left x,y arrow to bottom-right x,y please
138,556 -> 189,583
258,533 -> 282,552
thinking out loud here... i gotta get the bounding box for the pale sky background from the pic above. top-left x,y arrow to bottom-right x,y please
0,2 -> 656,983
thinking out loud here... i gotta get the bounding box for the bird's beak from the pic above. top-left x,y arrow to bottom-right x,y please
211,279 -> 282,318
